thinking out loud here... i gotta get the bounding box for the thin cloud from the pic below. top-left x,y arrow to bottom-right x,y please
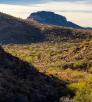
59,10 -> 92,13
0,0 -> 92,5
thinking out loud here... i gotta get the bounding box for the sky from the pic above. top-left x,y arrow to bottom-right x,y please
0,0 -> 92,27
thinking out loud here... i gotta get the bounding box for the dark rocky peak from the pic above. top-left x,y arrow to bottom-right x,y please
27,11 -> 83,29
29,11 -> 67,21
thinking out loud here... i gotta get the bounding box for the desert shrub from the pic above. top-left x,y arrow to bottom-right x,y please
75,88 -> 92,102
88,67 -> 92,73
62,62 -> 87,70
73,62 -> 87,70
25,56 -> 33,62
69,75 -> 92,102
62,63 -> 74,69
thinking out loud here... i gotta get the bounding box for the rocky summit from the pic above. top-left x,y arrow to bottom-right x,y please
28,11 -> 83,29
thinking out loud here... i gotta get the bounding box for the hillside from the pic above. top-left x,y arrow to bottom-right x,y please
0,12 -> 92,102
0,46 -> 74,102
27,11 -> 83,29
0,12 -> 92,44
3,39 -> 92,102
0,12 -> 44,44
3,40 -> 92,102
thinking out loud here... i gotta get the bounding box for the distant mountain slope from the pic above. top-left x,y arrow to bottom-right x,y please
27,11 -> 83,29
0,12 -> 45,44
0,12 -> 91,44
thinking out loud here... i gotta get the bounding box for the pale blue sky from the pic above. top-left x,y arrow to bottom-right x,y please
0,0 -> 92,27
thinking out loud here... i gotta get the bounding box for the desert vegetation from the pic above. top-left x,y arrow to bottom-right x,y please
0,11 -> 92,102
2,39 -> 92,102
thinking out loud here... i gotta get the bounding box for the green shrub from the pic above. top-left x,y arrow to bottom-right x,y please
88,67 -> 92,73
75,88 -> 92,102
73,62 -> 87,70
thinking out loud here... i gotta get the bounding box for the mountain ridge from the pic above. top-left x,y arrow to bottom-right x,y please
0,12 -> 91,44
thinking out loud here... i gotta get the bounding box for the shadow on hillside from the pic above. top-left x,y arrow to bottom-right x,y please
0,12 -> 92,44
0,46 -> 74,102
0,13 -> 46,44
0,18 -> 92,44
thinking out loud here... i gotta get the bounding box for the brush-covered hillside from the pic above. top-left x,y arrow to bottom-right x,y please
3,40 -> 92,102
0,46 -> 74,102
0,12 -> 92,102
